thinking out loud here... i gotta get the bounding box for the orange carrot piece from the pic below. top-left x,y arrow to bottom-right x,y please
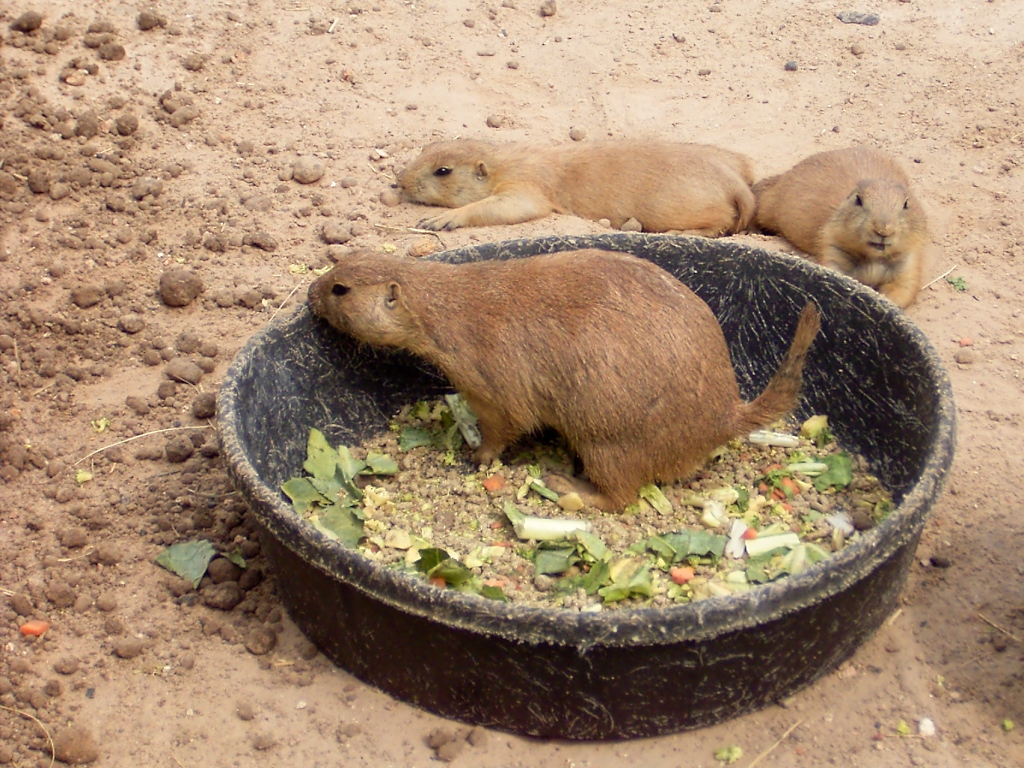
670,566 -> 695,585
482,474 -> 506,492
19,620 -> 50,637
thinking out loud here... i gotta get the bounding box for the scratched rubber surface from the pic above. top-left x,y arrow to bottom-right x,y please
218,233 -> 956,739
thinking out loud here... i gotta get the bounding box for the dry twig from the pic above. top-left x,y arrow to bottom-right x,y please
977,612 -> 1022,643
921,264 -> 958,290
746,718 -> 804,768
73,426 -> 211,465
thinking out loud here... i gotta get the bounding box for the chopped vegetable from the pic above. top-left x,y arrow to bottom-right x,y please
670,566 -> 695,585
19,620 -> 50,637
513,515 -> 592,541
639,483 -> 673,515
714,745 -> 743,764
748,430 -> 801,447
813,452 -> 854,491
743,531 -> 800,557
445,393 -> 482,449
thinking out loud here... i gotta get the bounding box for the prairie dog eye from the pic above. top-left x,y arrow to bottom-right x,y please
903,198 -> 909,210
854,194 -> 863,207
433,166 -> 453,177
331,284 -> 350,297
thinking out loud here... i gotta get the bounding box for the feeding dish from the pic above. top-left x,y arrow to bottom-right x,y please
218,233 -> 954,739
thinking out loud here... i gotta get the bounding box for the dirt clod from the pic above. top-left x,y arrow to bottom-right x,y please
165,435 -> 196,463
245,626 -> 278,655
137,9 -> 167,30
113,637 -> 145,659
159,269 -> 204,306
53,725 -> 100,765
293,157 -> 326,184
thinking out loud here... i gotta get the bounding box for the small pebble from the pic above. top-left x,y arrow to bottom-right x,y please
486,114 -> 504,128
620,217 -> 643,232
784,60 -> 798,71
539,0 -> 557,17
569,127 -> 587,141
380,189 -> 401,206
918,717 -> 936,737
850,42 -> 865,56
954,349 -> 977,365
836,10 -> 880,25
929,554 -> 951,568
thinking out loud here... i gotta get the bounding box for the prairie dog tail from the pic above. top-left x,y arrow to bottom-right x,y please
736,302 -> 821,432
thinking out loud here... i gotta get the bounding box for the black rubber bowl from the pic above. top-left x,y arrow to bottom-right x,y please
218,233 -> 955,739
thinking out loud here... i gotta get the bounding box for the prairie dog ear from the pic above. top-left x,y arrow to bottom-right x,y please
474,161 -> 489,180
385,282 -> 401,306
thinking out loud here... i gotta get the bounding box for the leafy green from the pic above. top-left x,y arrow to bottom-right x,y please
416,547 -> 451,573
598,562 -> 654,603
445,393 -> 481,449
302,428 -> 340,480
580,559 -> 611,594
714,745 -> 743,764
813,452 -> 854,491
312,505 -> 364,547
480,585 -> 508,601
282,477 -> 327,513
282,429 -> 399,549
399,427 -> 436,451
156,540 -> 217,587
429,557 -> 474,587
639,483 -> 673,515
534,544 -> 579,575
574,530 -> 608,561
337,445 -> 366,480
224,550 -> 247,569
647,530 -> 727,562
364,451 -> 399,475
946,275 -> 968,292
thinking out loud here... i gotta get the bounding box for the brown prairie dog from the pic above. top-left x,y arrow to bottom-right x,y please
396,139 -> 757,236
308,249 -> 820,511
753,147 -> 929,308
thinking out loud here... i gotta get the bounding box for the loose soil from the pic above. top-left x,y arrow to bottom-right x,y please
1,1 -> 1022,766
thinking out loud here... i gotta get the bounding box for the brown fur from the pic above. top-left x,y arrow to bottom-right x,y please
308,249 -> 820,510
753,147 -> 929,308
397,139 -> 757,236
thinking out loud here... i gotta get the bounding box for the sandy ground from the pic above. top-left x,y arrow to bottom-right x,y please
1,0 -> 1023,766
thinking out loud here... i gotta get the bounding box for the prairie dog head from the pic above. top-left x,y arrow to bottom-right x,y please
834,178 -> 922,261
397,140 -> 498,207
308,254 -> 422,349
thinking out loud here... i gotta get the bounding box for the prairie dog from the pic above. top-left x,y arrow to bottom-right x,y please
308,249 -> 820,510
396,139 -> 757,236
753,147 -> 929,308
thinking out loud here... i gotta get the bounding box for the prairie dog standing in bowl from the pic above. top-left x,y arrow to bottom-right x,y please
308,248 -> 820,510
753,147 -> 929,308
396,139 -> 757,236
